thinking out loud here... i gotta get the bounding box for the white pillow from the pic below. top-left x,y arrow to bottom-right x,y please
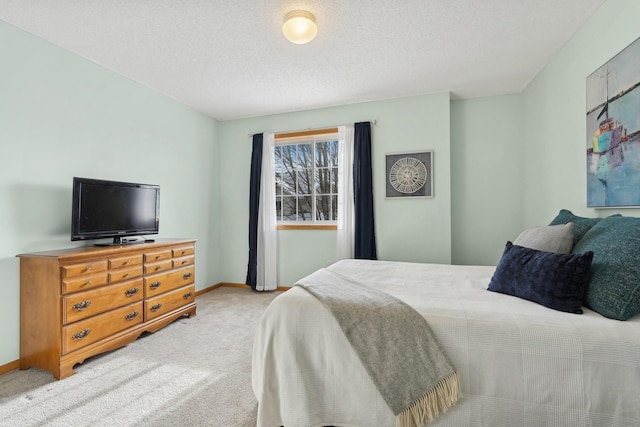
513,222 -> 574,254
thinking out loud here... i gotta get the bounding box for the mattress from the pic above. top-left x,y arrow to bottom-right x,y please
252,259 -> 640,427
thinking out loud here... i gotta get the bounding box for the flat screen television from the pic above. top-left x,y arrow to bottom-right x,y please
71,177 -> 160,245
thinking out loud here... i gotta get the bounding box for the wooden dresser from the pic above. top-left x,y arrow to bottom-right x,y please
17,238 -> 197,379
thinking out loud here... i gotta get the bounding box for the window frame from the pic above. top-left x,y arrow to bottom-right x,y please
274,128 -> 340,230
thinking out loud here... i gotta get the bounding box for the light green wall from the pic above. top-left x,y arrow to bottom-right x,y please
218,93 -> 452,286
0,22 -> 220,367
450,0 -> 640,265
2,0 -> 639,370
450,94 -> 525,265
522,0 -> 640,223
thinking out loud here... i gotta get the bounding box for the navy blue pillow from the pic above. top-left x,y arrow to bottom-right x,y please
488,242 -> 594,314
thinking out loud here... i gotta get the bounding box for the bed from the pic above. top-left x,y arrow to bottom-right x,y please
252,212 -> 640,427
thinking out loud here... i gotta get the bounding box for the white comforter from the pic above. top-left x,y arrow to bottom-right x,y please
252,260 -> 640,427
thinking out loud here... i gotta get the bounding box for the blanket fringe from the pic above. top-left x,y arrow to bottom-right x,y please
396,372 -> 462,427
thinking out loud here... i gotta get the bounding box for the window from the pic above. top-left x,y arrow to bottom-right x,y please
274,128 -> 340,228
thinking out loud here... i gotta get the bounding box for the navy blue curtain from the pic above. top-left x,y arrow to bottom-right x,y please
353,122 -> 377,260
245,133 -> 263,290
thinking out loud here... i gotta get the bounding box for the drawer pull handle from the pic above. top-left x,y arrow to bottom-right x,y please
155,266 -> 162,271
181,261 -> 187,265
85,266 -> 92,272
84,280 -> 93,287
125,287 -> 139,297
181,251 -> 186,255
124,260 -> 131,265
72,329 -> 91,340
72,300 -> 91,311
183,272 -> 192,280
183,292 -> 192,300
150,281 -> 161,290
155,255 -> 161,260
125,311 -> 139,321
150,303 -> 162,312
123,272 -> 130,278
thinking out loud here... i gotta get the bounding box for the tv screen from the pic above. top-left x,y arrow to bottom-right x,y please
71,177 -> 160,245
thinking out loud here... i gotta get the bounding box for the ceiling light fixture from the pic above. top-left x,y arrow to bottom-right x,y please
282,10 -> 317,44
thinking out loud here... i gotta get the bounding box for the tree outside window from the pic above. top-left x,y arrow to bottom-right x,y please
275,138 -> 339,222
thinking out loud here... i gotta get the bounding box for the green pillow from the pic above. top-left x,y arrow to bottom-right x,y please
573,216 -> 640,320
549,209 -> 602,246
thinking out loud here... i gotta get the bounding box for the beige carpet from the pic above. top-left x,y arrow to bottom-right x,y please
0,287 -> 281,427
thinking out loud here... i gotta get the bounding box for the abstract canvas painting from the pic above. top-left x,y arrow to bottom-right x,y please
586,36 -> 640,207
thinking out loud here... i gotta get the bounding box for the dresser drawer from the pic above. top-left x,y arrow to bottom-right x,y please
144,266 -> 194,298
144,259 -> 173,275
62,302 -> 143,354
62,272 -> 109,294
109,254 -> 143,270
172,246 -> 194,258
62,260 -> 108,279
145,285 -> 195,321
63,279 -> 144,324
108,265 -> 143,283
144,249 -> 172,263
172,255 -> 194,269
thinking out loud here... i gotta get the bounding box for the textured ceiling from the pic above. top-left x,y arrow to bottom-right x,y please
0,0 -> 607,121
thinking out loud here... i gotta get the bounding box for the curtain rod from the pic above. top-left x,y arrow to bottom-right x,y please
248,120 -> 377,138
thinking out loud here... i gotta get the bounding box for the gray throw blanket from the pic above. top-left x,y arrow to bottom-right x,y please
296,268 -> 461,427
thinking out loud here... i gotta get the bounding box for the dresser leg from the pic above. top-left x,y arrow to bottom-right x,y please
58,364 -> 74,380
